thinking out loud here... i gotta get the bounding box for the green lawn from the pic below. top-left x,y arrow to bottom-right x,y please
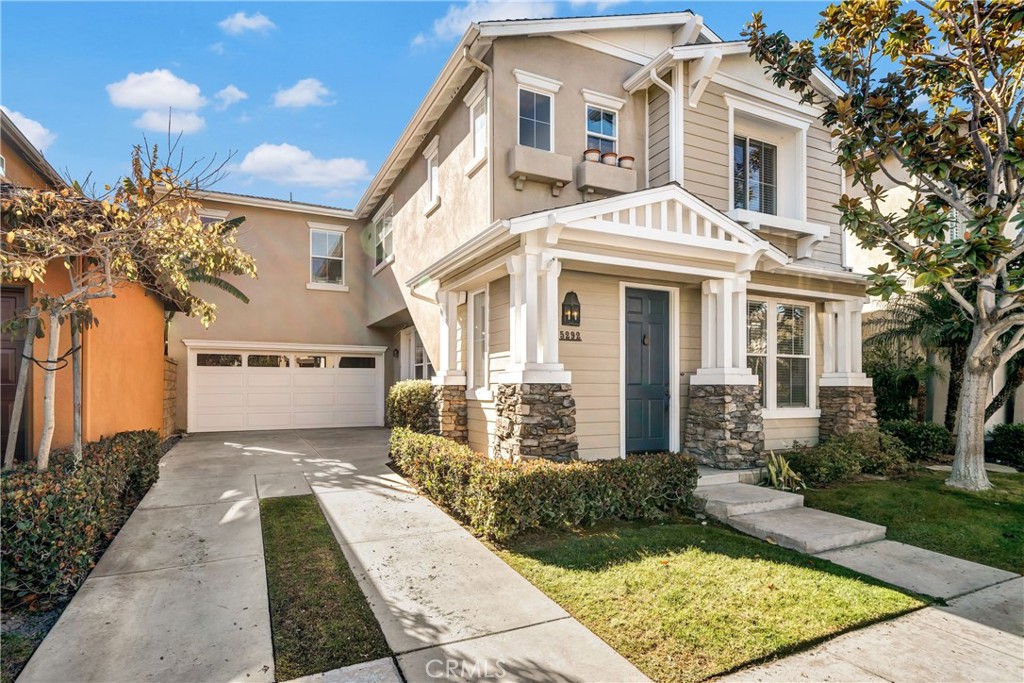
1,633 -> 38,683
260,495 -> 390,680
803,469 -> 1024,574
496,520 -> 924,683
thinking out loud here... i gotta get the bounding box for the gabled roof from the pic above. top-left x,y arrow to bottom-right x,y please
0,109 -> 64,188
198,190 -> 355,218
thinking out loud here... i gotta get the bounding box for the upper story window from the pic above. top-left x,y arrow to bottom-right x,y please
734,136 -> 777,215
464,78 -> 488,174
586,106 -> 617,154
372,200 -> 394,268
309,226 -> 345,287
423,135 -> 440,214
747,299 -> 812,411
513,69 -> 562,153
198,208 -> 230,227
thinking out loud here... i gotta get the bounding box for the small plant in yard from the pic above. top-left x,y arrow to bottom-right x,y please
765,450 -> 805,491
787,430 -> 910,487
987,423 -> 1024,470
880,420 -> 954,461
385,379 -> 434,433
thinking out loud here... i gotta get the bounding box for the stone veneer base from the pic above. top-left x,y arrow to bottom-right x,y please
493,383 -> 578,462
683,383 -> 764,469
431,385 -> 468,444
819,384 -> 878,441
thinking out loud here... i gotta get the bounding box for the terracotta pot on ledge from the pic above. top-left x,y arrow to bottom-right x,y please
584,148 -> 601,162
618,155 -> 635,169
601,151 -> 618,165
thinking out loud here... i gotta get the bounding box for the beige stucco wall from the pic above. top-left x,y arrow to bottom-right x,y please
167,199 -> 393,430
491,36 -> 647,220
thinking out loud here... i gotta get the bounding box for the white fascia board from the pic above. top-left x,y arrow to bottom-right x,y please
779,262 -> 871,284
404,220 -> 512,288
182,339 -> 388,354
477,12 -> 696,37
198,191 -> 355,219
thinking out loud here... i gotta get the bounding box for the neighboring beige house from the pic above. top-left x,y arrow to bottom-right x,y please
172,10 -> 880,467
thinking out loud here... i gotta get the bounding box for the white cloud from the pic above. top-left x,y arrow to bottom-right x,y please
1,107 -> 57,151
570,0 -> 628,11
413,1 -> 556,45
273,78 -> 331,108
237,143 -> 368,188
106,69 -> 206,110
215,85 -> 248,110
218,11 -> 276,35
209,42 -> 225,55
133,109 -> 206,134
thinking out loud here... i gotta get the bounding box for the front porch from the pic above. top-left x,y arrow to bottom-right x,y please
409,185 -> 877,467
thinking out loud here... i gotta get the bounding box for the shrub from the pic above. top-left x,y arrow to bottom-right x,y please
787,429 -> 909,487
389,427 -> 698,541
987,423 -> 1024,469
880,420 -> 954,461
1,430 -> 162,608
386,380 -> 434,433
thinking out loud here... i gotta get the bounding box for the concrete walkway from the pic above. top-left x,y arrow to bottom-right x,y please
18,429 -> 647,683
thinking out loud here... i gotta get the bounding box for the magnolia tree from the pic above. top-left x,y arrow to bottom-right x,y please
745,0 -> 1023,491
1,143 -> 257,470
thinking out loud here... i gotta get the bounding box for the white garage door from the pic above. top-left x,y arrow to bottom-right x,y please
185,343 -> 386,432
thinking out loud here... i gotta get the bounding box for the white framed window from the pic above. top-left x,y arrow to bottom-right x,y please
734,136 -> 777,215
423,135 -> 440,215
308,223 -> 347,291
586,105 -> 617,154
400,328 -> 435,380
514,69 -> 561,153
372,199 -> 394,269
747,298 -> 814,412
198,208 -> 230,227
464,78 -> 488,175
0,154 -> 6,177
468,288 -> 488,391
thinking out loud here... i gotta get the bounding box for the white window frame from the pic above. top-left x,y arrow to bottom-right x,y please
585,105 -> 618,154
582,89 -> 625,156
400,328 -> 435,381
733,135 -> 778,215
423,135 -> 441,216
514,69 -> 561,153
0,154 -> 6,177
747,295 -> 818,419
467,287 -> 489,399
307,222 -> 349,292
464,78 -> 488,176
372,197 -> 394,273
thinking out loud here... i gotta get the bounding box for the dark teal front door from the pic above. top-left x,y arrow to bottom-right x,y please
625,288 -> 670,453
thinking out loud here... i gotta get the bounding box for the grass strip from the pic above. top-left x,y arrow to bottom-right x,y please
260,495 -> 390,680
497,519 -> 924,683
803,469 -> 1024,573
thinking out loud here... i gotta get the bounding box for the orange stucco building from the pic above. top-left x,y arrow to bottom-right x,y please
1,110 -> 167,461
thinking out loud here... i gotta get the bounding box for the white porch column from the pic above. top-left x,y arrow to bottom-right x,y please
433,289 -> 466,385
692,277 -> 757,385
820,299 -> 871,387
499,252 -> 570,384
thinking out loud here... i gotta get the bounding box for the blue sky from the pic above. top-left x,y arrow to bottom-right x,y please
2,1 -> 829,208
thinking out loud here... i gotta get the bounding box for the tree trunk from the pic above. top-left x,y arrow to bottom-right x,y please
36,312 -> 61,471
915,379 -> 927,422
3,312 -> 38,469
947,343 -> 995,491
72,315 -> 83,463
944,343 -> 967,432
985,353 -> 1023,421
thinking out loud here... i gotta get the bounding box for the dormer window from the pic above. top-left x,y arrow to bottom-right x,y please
733,136 -> 777,215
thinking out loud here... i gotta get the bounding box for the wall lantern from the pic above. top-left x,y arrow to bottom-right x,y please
561,291 -> 581,327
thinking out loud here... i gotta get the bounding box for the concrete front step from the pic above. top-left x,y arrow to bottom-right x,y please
694,483 -> 804,521
728,507 -> 886,554
696,465 -> 764,487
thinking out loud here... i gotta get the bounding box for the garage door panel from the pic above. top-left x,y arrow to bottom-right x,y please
190,346 -> 383,432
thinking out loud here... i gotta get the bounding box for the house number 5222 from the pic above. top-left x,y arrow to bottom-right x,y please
559,330 -> 582,342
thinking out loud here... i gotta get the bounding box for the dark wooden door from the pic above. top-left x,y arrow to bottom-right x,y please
1,288 -> 27,462
624,288 -> 670,453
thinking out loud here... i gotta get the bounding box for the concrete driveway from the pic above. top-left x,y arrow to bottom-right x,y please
17,428 -> 402,683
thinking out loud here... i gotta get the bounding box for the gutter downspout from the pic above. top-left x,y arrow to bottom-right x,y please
649,68 -> 677,183
463,46 -> 494,223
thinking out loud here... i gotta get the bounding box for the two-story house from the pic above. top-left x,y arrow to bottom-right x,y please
170,10 -> 877,468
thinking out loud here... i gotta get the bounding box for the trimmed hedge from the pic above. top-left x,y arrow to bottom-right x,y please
1,430 -> 161,608
386,380 -> 434,433
787,429 -> 910,487
390,427 -> 698,541
880,420 -> 954,461
987,423 -> 1024,469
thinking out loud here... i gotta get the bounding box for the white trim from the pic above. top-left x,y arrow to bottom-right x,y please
466,387 -> 493,402
307,221 -> 349,233
198,208 -> 230,219
372,254 -> 396,276
464,79 -> 489,176
183,339 -> 387,354
467,286 -> 489,391
422,134 -> 440,158
372,195 -> 395,224
584,103 -> 618,155
309,226 -> 346,289
463,77 -> 487,107
512,68 -> 562,94
555,33 -> 653,65
517,85 -> 556,153
581,88 -> 626,112
479,11 -> 708,38
619,282 -> 680,458
762,408 -> 822,420
306,282 -> 350,293
746,294 -> 817,412
722,88 -> 820,123
372,197 -> 395,268
198,191 -> 354,218
748,282 -> 864,302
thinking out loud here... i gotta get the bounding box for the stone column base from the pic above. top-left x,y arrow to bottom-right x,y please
683,384 -> 764,469
819,384 -> 877,441
431,385 -> 468,444
493,383 -> 578,462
